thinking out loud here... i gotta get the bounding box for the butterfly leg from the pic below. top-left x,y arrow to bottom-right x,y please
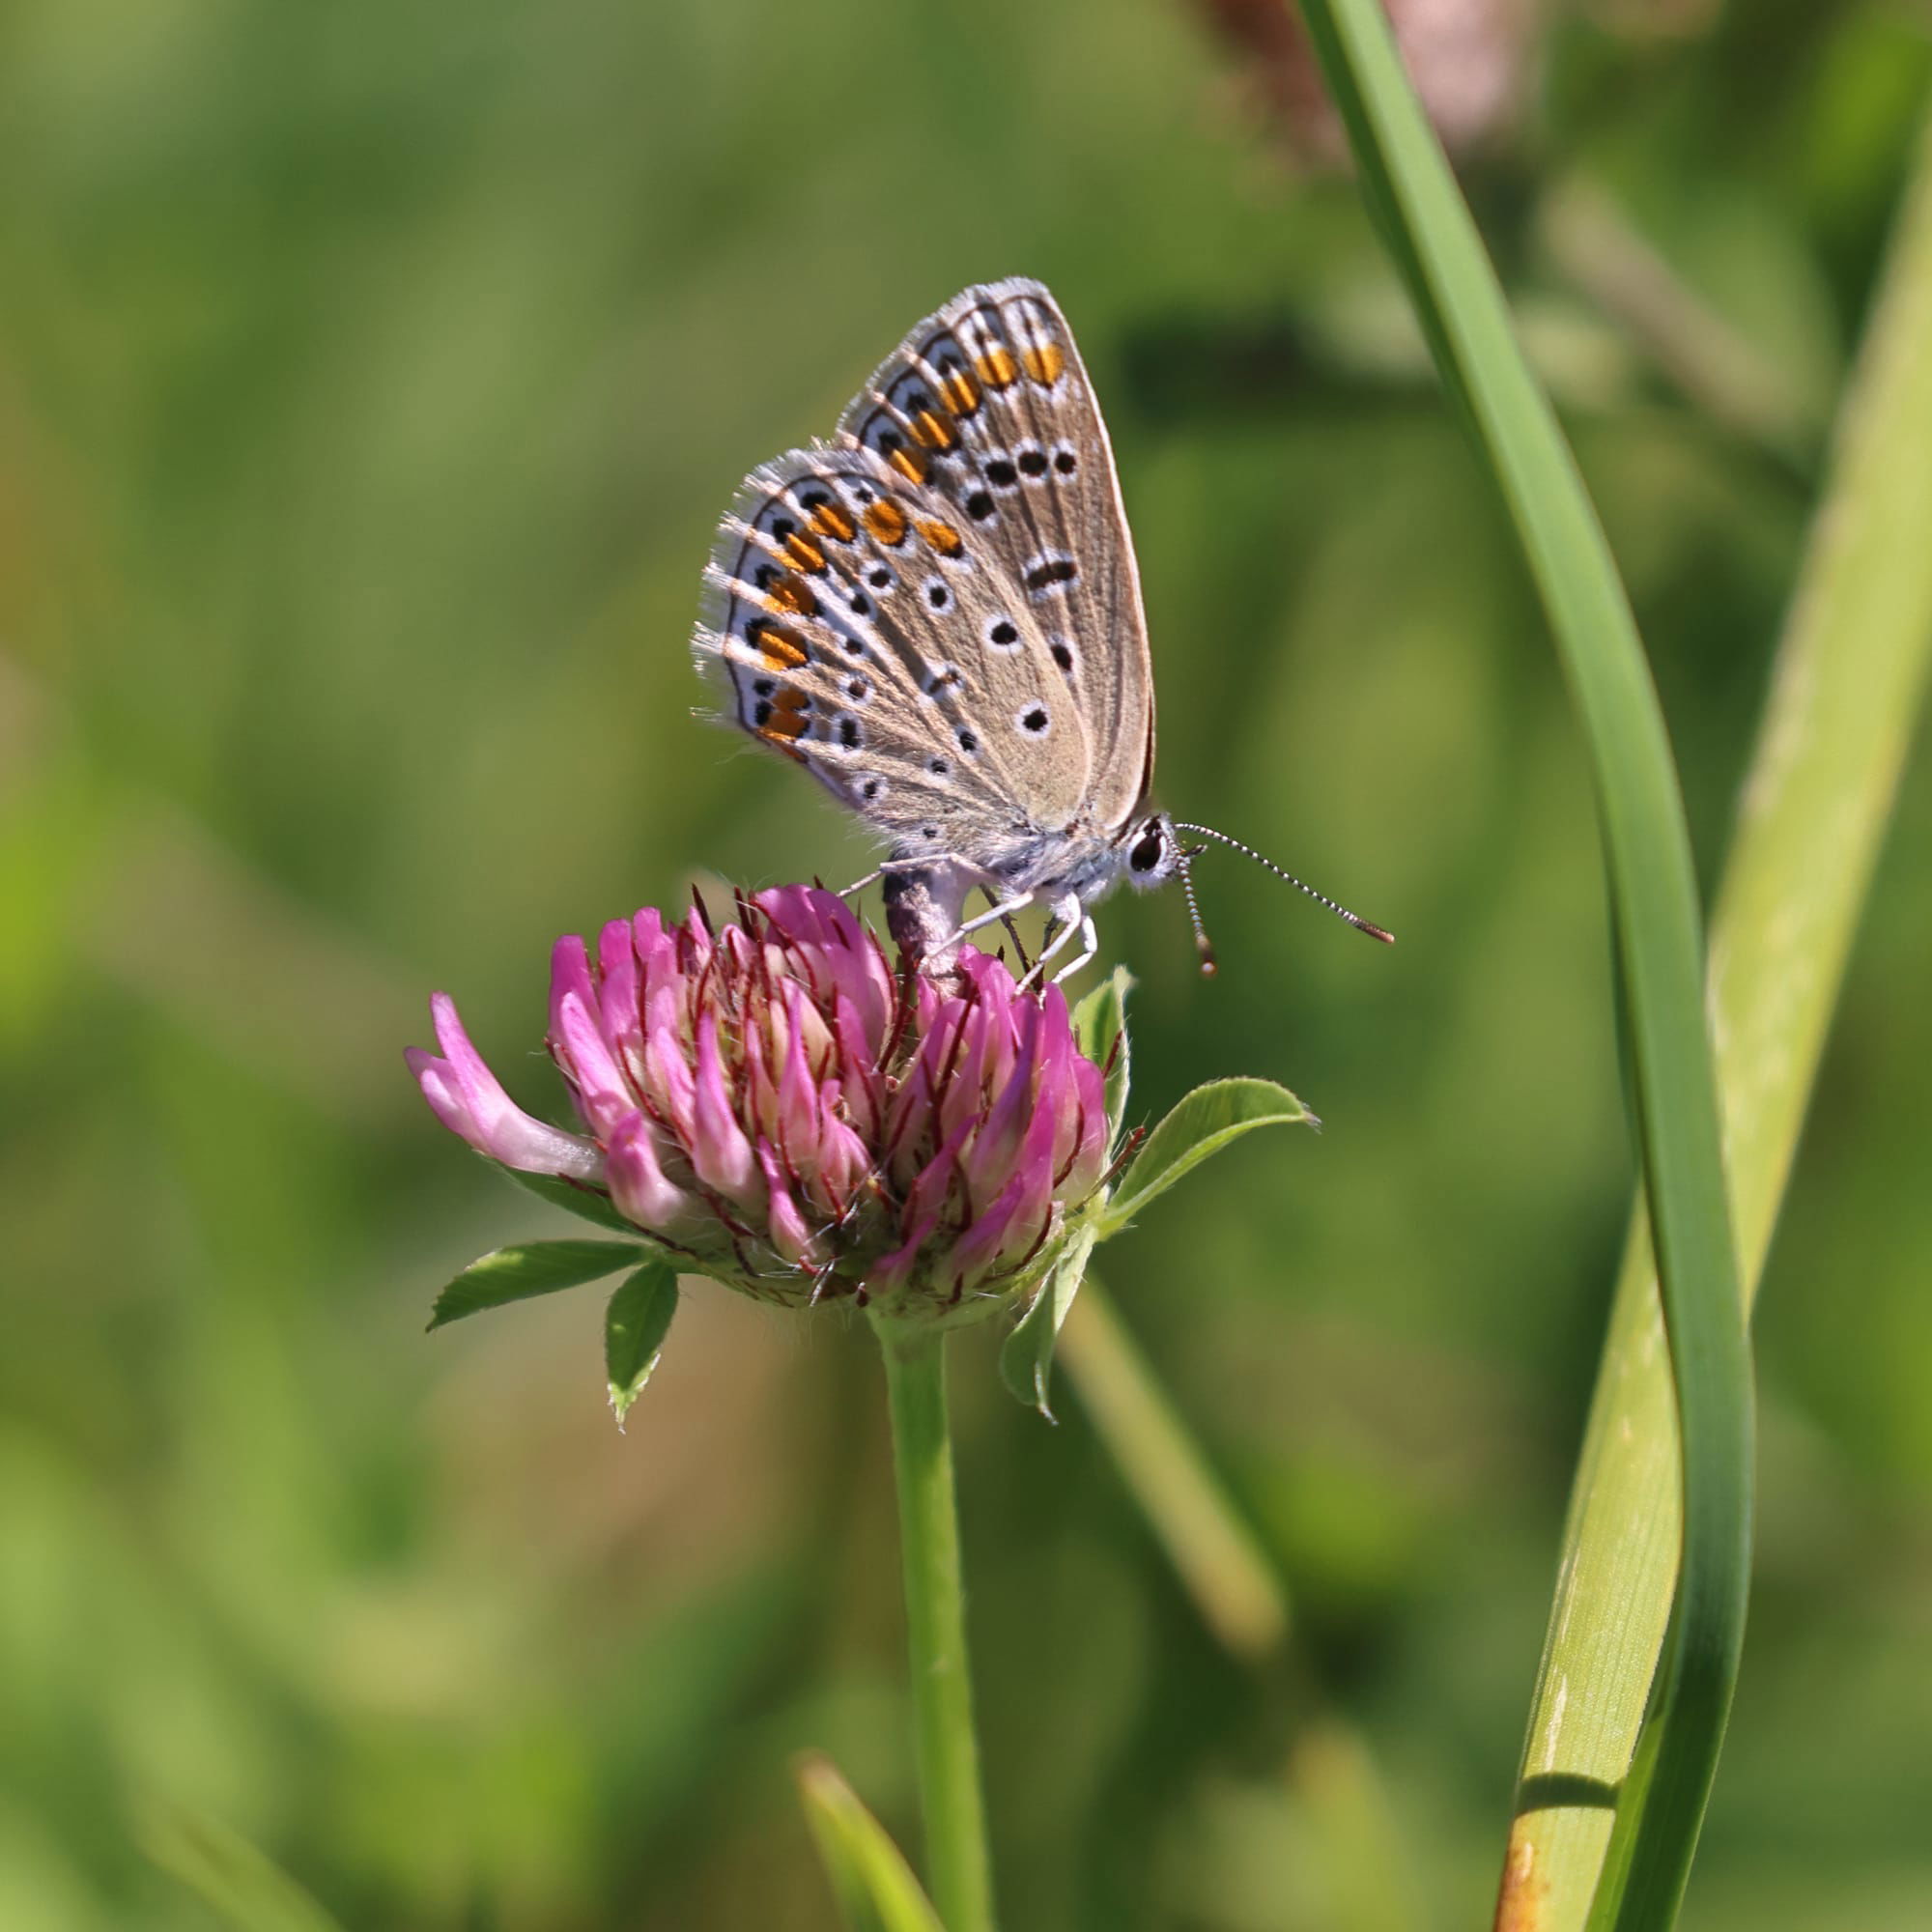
952,893 -> 1038,943
982,888 -> 1035,976
1018,895 -> 1087,990
839,859 -> 962,899
1049,914 -> 1099,987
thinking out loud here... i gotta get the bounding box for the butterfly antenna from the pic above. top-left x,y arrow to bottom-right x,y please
1175,842 -> 1218,977
1175,823 -> 1395,945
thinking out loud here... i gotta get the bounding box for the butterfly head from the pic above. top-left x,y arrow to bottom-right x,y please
1119,812 -> 1219,976
1123,812 -> 1183,891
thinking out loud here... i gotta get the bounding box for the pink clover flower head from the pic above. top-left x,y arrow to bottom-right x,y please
408,886 -> 1113,1321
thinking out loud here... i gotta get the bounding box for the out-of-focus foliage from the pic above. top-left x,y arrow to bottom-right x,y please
2,3 -> 1927,1929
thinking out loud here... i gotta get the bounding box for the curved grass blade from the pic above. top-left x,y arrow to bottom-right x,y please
795,1753 -> 947,1932
1500,114 -> 1932,1931
138,1796 -> 346,1932
1291,4 -> 1752,1923
1057,1271 -> 1290,1662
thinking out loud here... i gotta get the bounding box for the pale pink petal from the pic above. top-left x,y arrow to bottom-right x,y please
556,989 -> 632,1141
952,1101 -> 1059,1290
756,1139 -> 816,1264
606,1110 -> 694,1233
408,993 -> 601,1178
691,1011 -> 756,1202
548,934 -> 596,1047
961,999 -> 1041,1194
776,984 -> 821,1161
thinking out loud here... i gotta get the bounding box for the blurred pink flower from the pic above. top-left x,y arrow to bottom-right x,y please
407,886 -> 1111,1321
1200,0 -> 1532,164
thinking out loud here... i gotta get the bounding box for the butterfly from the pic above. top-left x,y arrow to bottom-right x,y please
693,277 -> 1390,981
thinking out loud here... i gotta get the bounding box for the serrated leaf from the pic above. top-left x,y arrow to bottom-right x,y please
428,1238 -> 643,1331
1071,964 -> 1133,1139
1098,1078 -> 1315,1238
999,1220 -> 1099,1419
604,1259 -> 679,1426
795,1752 -> 947,1932
505,1166 -> 640,1235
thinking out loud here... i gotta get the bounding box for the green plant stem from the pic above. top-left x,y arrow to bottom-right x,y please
873,1320 -> 996,1932
1293,5 -> 1752,1924
1502,113 -> 1932,1930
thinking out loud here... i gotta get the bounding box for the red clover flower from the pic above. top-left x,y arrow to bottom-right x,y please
410,886 -> 1111,1322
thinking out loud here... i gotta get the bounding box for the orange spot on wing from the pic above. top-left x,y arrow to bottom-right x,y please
755,622 -> 809,671
910,409 -> 958,452
768,575 -> 818,616
756,685 -> 810,761
887,444 -> 928,484
937,367 -> 980,415
974,346 -> 1019,389
1021,343 -> 1065,386
864,499 -> 909,545
808,501 -> 856,542
783,532 -> 827,574
915,518 -> 963,558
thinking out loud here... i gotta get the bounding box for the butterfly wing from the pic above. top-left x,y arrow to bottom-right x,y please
837,277 -> 1156,838
695,440 -> 1065,871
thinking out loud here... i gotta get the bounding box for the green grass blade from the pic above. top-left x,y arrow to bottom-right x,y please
138,1797 -> 347,1932
795,1753 -> 948,1932
1293,5 -> 1753,1923
1501,114 -> 1932,1929
1057,1272 -> 1290,1663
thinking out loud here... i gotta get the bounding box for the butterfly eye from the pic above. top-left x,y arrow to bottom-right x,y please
1130,827 -> 1167,873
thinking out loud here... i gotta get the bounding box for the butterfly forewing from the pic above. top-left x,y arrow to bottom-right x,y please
837,278 -> 1155,837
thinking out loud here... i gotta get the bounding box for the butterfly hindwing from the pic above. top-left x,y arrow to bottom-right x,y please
696,444 -> 1080,867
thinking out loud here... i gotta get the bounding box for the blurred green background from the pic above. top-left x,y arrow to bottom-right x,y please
4,2 -> 1930,1927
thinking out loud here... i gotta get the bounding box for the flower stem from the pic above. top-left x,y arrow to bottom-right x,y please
873,1319 -> 997,1932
